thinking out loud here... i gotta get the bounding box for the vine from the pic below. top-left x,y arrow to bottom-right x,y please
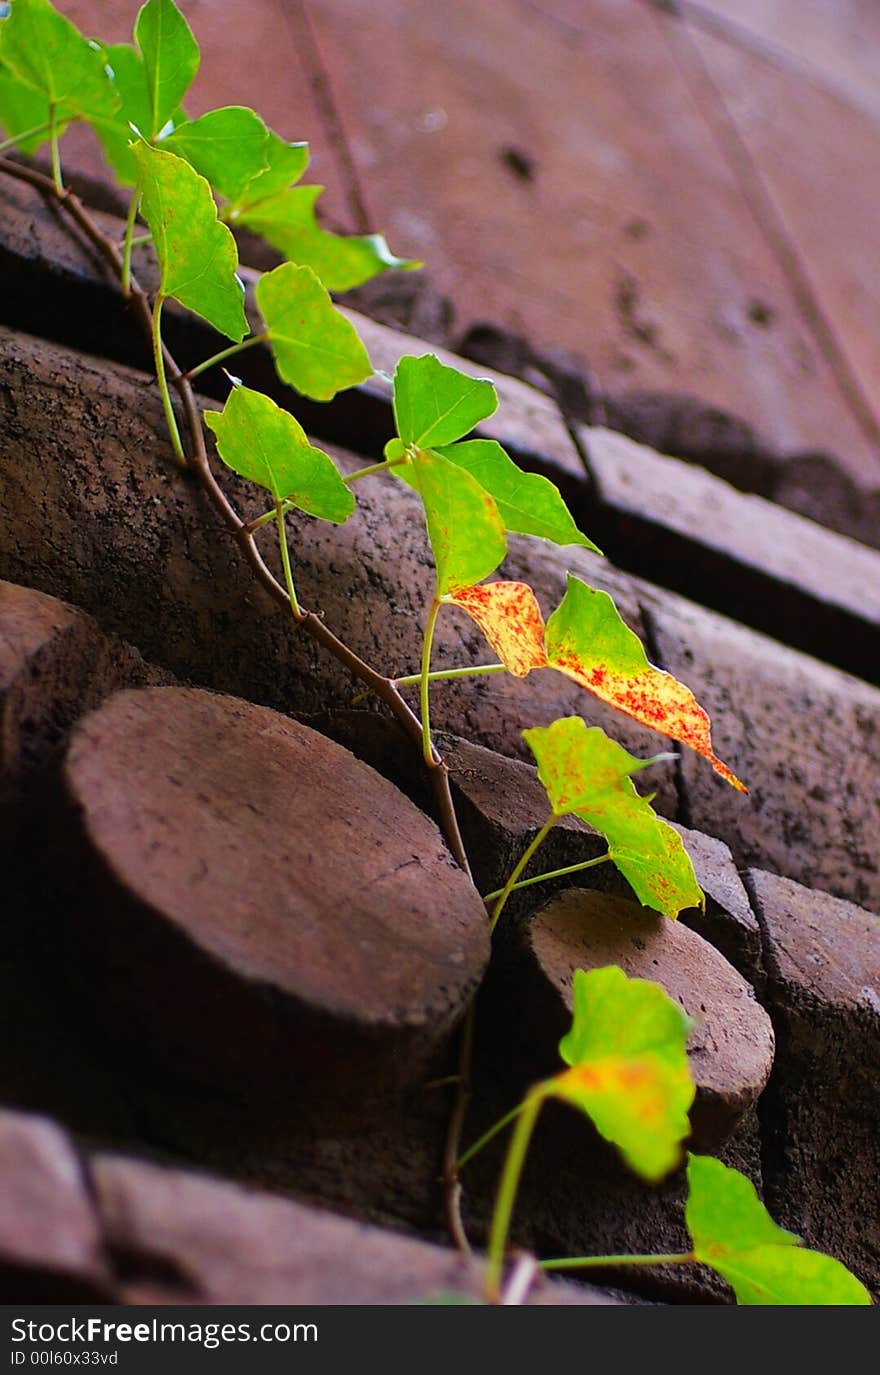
0,0 -> 869,1306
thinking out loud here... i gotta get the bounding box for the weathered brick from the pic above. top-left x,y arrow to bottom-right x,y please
0,579 -> 164,800
577,425 -> 880,682
643,588 -> 880,912
0,1109 -> 109,1301
745,868 -> 880,1297
92,1151 -> 627,1305
50,686 -> 488,1101
492,888 -> 773,1150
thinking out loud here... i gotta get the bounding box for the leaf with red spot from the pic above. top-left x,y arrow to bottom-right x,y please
406,447 -> 507,596
544,575 -> 746,792
549,966 -> 694,1182
445,581 -> 548,677
523,716 -> 704,919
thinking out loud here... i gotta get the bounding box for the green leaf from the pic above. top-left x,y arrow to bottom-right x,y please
407,447 -> 506,596
165,105 -> 270,203
204,386 -> 354,524
0,0 -> 118,121
133,141 -> 248,341
236,184 -> 419,292
434,438 -> 601,551
686,1156 -> 872,1305
0,58 -> 68,152
255,262 -> 372,401
523,716 -> 703,919
393,354 -> 497,449
551,966 -> 694,1182
544,574 -> 746,792
134,0 -> 199,137
230,128 -> 309,211
89,43 -> 158,185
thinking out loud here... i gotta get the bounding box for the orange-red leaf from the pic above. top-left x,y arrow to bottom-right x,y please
545,576 -> 746,792
446,581 -> 548,677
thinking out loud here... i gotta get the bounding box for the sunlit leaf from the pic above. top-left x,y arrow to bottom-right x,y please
407,447 -> 506,596
0,0 -> 118,122
230,128 -> 309,211
394,354 -> 497,449
523,716 -> 703,919
446,582 -> 547,677
204,386 -> 354,524
133,141 -> 247,341
551,966 -> 694,1182
89,42 -> 184,185
0,57 -> 69,152
165,105 -> 270,203
435,439 -> 600,551
255,262 -> 372,401
236,184 -> 419,291
686,1156 -> 871,1305
544,575 -> 746,792
134,0 -> 199,137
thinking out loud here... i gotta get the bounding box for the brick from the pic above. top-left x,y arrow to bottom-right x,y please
643,588 -> 880,912
689,22 -> 880,486
52,686 -> 489,1100
745,868 -> 880,1297
493,888 -> 773,1150
0,1109 -> 109,1301
92,1151 -> 627,1305
682,1 -> 880,135
578,425 -> 880,681
0,580 -> 164,799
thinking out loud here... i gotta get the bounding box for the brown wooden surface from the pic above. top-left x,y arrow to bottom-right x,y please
41,0 -> 880,491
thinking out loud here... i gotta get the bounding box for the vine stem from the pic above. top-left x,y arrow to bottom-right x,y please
120,184 -> 141,298
0,121 -> 52,153
184,331 -> 267,381
443,810 -> 561,1255
489,813 -> 557,934
420,596 -> 442,766
0,153 -> 473,885
539,1252 -> 695,1272
485,1086 -> 547,1302
482,851 -> 611,904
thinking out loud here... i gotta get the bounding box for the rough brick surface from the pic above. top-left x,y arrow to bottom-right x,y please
578,425 -> 880,680
643,587 -> 880,913
306,0 -> 880,481
495,889 -> 773,1149
745,869 -> 880,1298
92,1151 -> 630,1306
51,686 -> 488,1100
0,580 -> 164,800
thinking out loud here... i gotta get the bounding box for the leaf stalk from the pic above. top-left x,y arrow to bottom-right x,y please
184,331 -> 268,381
482,851 -> 611,904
